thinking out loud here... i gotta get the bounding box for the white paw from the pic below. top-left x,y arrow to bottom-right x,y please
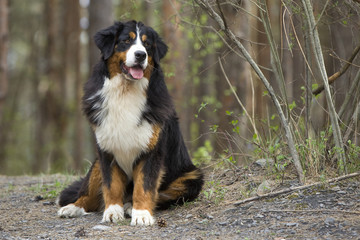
58,204 -> 86,218
130,209 -> 154,226
101,204 -> 124,223
123,202 -> 133,217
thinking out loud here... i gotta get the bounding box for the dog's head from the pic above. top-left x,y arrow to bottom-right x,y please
94,20 -> 168,80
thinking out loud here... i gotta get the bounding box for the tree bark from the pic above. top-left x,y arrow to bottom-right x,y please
63,0 -> 83,172
302,0 -> 347,174
162,1 -> 190,142
89,0 -> 113,69
0,0 -> 9,172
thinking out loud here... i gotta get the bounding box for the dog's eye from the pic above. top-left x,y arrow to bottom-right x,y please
120,39 -> 131,44
144,41 -> 150,48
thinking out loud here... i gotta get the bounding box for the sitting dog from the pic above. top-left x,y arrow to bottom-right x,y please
57,20 -> 204,226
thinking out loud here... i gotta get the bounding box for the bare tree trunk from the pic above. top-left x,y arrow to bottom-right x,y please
34,0 -> 68,173
89,0 -> 113,69
162,1 -> 190,141
302,0 -> 347,174
33,0 -> 57,173
86,0 -> 113,163
0,0 -> 8,117
63,0 -> 83,172
0,0 -> 9,171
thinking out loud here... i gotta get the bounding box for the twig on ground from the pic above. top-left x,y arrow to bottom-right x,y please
233,172 -> 360,206
264,209 -> 360,215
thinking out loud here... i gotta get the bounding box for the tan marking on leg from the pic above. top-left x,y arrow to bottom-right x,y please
102,162 -> 127,208
132,161 -> 164,214
132,161 -> 154,213
147,124 -> 161,150
73,160 -> 102,212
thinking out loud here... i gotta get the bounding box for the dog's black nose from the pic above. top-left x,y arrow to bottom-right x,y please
135,51 -> 147,62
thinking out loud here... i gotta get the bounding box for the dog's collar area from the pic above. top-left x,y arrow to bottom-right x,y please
121,63 -> 145,81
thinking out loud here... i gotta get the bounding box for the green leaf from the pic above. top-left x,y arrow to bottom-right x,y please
289,101 -> 296,111
225,110 -> 233,116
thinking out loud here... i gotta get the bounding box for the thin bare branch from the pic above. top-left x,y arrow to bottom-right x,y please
312,44 -> 360,95
218,57 -> 259,139
314,0 -> 330,28
259,0 -> 289,116
233,172 -> 360,206
195,0 -> 305,183
339,69 -> 360,119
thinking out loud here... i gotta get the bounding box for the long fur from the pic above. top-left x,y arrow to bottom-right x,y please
58,20 -> 203,224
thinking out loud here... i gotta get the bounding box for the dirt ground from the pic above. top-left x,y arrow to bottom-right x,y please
0,167 -> 359,240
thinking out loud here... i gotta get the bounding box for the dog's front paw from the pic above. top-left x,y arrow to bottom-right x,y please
102,204 -> 125,223
58,204 -> 86,218
130,209 -> 154,226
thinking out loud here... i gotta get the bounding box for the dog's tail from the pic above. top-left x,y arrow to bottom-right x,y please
157,167 -> 204,209
58,160 -> 102,212
57,178 -> 84,206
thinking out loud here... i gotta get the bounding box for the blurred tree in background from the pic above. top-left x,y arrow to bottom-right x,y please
0,0 -> 359,180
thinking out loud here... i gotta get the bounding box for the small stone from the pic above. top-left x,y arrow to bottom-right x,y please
285,222 -> 298,227
93,225 -> 111,231
255,158 -> 274,168
206,215 -> 214,219
255,214 -> 264,218
256,180 -> 276,195
219,221 -> 228,226
324,217 -> 335,225
185,214 -> 193,219
337,190 -> 347,194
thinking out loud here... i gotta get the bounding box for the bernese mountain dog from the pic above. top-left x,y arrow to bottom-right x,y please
57,20 -> 204,226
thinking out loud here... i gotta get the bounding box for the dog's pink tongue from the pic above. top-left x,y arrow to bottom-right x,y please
129,67 -> 144,80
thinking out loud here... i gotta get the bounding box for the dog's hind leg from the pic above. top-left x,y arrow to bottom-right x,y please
157,168 -> 204,209
58,160 -> 102,218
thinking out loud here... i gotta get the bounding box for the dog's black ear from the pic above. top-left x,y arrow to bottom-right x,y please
94,22 -> 123,60
154,37 -> 168,65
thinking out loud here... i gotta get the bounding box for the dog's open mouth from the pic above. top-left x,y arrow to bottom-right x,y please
121,63 -> 144,80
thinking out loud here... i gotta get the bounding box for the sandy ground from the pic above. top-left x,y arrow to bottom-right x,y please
0,169 -> 359,240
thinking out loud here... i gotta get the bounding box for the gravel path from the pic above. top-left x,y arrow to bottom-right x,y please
0,173 -> 359,239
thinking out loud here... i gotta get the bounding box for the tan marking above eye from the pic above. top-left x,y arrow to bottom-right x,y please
141,35 -> 147,42
129,32 -> 136,39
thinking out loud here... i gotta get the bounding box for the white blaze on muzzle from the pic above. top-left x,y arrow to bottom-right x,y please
125,26 -> 148,80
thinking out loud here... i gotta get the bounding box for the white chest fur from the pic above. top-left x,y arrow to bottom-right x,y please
94,75 -> 153,178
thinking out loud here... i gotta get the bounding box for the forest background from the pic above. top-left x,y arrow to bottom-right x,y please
0,0 -> 359,182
